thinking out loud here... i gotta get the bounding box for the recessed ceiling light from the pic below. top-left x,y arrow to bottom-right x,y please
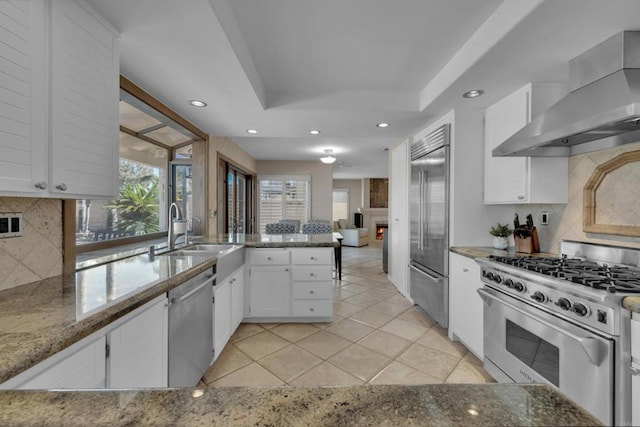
309,130 -> 321,135
247,129 -> 258,134
189,99 -> 207,107
462,89 -> 484,98
376,122 -> 390,128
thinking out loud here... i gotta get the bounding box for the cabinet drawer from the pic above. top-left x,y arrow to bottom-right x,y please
292,299 -> 332,317
292,248 -> 332,265
250,249 -> 290,265
293,282 -> 332,300
292,266 -> 332,281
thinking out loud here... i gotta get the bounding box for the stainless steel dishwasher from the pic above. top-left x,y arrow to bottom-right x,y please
168,267 -> 215,387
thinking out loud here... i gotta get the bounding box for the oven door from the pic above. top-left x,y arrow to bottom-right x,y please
478,287 -> 613,425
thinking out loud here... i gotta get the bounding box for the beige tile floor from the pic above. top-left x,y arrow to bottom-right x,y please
201,245 -> 495,387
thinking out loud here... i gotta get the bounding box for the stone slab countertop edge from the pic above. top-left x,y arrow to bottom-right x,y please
451,247 -> 640,314
0,383 -> 602,426
0,233 -> 339,385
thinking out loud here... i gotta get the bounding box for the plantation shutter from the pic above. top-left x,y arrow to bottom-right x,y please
258,175 -> 310,232
332,188 -> 349,221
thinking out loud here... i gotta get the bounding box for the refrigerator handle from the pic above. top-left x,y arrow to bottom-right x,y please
423,169 -> 428,249
418,170 -> 424,250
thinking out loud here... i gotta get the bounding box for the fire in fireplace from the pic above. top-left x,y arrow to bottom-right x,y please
376,223 -> 388,240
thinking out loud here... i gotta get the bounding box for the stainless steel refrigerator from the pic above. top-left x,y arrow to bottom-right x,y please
409,124 -> 449,328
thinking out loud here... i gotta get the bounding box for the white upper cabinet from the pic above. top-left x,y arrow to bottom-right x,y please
0,0 -> 47,194
50,0 -> 119,198
484,83 -> 568,204
0,0 -> 119,199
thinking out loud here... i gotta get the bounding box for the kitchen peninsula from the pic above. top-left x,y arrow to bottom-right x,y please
0,233 -> 338,385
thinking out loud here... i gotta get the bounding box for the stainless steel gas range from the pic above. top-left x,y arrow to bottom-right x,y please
476,241 -> 638,426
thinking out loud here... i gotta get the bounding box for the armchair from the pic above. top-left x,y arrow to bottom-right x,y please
334,219 -> 368,247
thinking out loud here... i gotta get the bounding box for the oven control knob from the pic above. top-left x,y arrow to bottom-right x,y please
494,274 -> 503,284
554,297 -> 572,310
485,271 -> 494,281
571,303 -> 588,317
513,282 -> 525,293
504,278 -> 514,288
530,291 -> 547,303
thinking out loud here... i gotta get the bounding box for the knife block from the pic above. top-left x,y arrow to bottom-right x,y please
514,227 -> 540,254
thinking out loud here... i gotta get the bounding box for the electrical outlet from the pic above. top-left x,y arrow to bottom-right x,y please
541,211 -> 549,226
0,213 -> 23,238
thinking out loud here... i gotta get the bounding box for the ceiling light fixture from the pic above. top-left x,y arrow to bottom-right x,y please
320,149 -> 336,164
376,122 -> 390,128
247,129 -> 258,134
462,89 -> 484,98
309,130 -> 321,135
189,99 -> 207,107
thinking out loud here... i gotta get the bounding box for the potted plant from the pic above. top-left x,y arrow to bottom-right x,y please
489,223 -> 512,249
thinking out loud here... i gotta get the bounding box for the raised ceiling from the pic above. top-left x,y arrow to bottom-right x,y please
86,0 -> 640,178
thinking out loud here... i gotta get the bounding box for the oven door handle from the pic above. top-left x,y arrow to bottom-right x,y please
477,287 -> 604,367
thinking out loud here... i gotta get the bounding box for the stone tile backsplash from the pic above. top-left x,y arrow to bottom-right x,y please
0,198 -> 62,291
515,141 -> 640,253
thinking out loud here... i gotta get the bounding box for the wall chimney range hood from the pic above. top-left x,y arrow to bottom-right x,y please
493,31 -> 640,157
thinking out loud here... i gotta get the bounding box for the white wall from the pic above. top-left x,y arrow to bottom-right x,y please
257,160 -> 333,221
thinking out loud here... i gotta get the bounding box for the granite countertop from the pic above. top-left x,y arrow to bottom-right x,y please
206,233 -> 340,248
622,296 -> 640,313
0,234 -> 340,385
0,384 -> 601,426
450,246 -> 557,259
451,246 -> 640,314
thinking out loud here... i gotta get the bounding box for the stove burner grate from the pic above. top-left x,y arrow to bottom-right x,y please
488,255 -> 640,293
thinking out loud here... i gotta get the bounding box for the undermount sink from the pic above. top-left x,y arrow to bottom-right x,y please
159,244 -> 240,257
158,244 -> 245,282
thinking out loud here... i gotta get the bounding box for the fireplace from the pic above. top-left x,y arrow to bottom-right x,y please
376,223 -> 388,240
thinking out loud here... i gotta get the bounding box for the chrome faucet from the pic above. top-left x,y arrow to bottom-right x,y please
168,203 -> 187,250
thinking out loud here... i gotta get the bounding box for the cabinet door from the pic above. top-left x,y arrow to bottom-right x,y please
484,86 -> 530,204
214,279 -> 232,359
449,252 -> 483,359
248,266 -> 290,317
108,296 -> 168,388
17,336 -> 106,390
50,0 -> 119,198
230,268 -> 244,331
390,140 -> 409,296
0,0 -> 48,195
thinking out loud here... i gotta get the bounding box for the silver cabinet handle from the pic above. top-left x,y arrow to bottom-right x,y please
35,181 -> 47,190
310,290 -> 314,294
267,256 -> 272,260
310,273 -> 315,277
463,268 -> 469,272
310,307 -> 314,312
310,256 -> 316,260
285,268 -> 289,272
517,195 -> 525,200
56,183 -> 68,191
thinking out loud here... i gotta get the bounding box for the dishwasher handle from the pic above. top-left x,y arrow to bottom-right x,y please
171,275 -> 216,304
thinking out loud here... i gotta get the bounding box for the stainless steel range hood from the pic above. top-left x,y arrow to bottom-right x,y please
493,31 -> 640,157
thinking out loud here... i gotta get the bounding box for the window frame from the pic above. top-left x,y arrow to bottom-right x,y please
257,175 -> 311,233
332,188 -> 350,222
69,77 -> 208,259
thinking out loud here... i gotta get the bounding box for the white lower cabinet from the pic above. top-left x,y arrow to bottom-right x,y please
230,267 -> 244,331
249,265 -> 291,317
246,247 -> 333,321
107,295 -> 168,388
10,335 -> 107,390
632,313 -> 639,427
213,279 -> 232,360
1,295 -> 167,390
449,252 -> 483,359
